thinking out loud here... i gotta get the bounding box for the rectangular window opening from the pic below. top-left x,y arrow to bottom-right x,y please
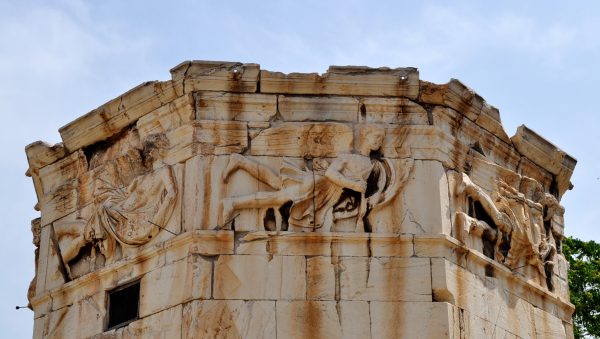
106,280 -> 140,331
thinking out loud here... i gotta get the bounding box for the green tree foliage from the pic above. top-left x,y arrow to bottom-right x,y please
563,236 -> 600,338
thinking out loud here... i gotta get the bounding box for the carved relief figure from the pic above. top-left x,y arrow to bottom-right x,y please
97,133 -> 177,246
27,218 -> 41,307
222,124 -> 405,232
537,191 -> 564,288
54,133 -> 177,274
495,179 -> 546,271
455,173 -> 557,279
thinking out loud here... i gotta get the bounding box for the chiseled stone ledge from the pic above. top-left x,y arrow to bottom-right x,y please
420,234 -> 574,324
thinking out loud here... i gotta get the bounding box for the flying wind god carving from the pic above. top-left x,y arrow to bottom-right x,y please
53,133 -> 178,277
222,124 -> 413,233
454,170 -> 563,289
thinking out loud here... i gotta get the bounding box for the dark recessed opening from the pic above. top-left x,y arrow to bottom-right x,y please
106,280 -> 140,330
485,264 -> 495,277
468,198 -> 501,260
359,103 -> 366,120
279,201 -> 293,231
264,208 -> 277,231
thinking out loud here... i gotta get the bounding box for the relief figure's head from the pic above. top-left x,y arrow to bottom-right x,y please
31,218 -> 41,248
142,133 -> 170,168
356,124 -> 385,156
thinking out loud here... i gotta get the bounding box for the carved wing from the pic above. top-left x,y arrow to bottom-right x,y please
370,158 -> 413,212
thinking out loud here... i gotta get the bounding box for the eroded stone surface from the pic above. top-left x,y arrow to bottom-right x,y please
183,300 -> 276,338
432,258 -> 538,338
276,301 -> 370,339
370,301 -> 455,339
95,305 -> 182,339
340,257 -> 431,301
213,255 -> 306,300
139,255 -> 211,317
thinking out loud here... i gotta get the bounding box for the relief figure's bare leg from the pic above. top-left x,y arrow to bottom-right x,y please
505,240 -> 533,269
455,211 -> 497,242
223,153 -> 282,189
53,220 -> 88,266
355,193 -> 367,232
223,187 -> 299,222
454,212 -> 470,242
540,238 -> 557,264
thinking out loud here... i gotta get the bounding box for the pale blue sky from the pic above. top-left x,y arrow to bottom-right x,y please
2,1 -> 599,336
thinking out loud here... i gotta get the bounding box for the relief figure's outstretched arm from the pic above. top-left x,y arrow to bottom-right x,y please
53,219 -> 88,264
324,159 -> 366,193
222,186 -> 303,223
457,173 -> 513,234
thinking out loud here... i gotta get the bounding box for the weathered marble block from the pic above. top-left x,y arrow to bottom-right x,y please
183,300 -> 276,338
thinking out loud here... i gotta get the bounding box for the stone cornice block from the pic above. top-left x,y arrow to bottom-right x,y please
59,80 -> 178,153
261,65 -> 419,99
511,124 -> 576,196
420,79 -> 511,143
25,141 -> 67,170
194,92 -> 277,122
250,122 -> 353,157
170,60 -> 260,94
